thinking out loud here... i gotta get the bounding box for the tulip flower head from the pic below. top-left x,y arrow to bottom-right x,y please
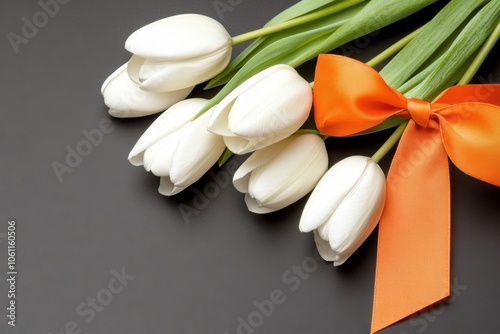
233,134 -> 328,213
207,64 -> 312,154
299,156 -> 386,266
128,98 -> 226,196
101,63 -> 193,118
125,14 -> 232,92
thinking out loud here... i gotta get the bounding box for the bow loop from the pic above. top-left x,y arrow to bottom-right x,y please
313,54 -> 407,137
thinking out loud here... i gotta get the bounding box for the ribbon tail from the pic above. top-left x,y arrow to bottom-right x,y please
370,121 -> 450,333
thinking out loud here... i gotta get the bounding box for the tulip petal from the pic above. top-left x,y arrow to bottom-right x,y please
127,55 -> 145,84
299,156 -> 371,233
208,65 -> 297,136
125,14 -> 231,60
101,63 -> 193,118
224,135 -> 291,155
207,68 -> 275,136
327,159 -> 385,265
157,109 -> 225,197
101,63 -> 126,94
223,136 -> 255,154
248,134 -> 328,211
158,177 -> 185,196
169,108 -> 226,188
244,194 -> 279,214
228,67 -> 311,139
316,221 -> 331,242
142,132 -> 181,176
207,102 -> 234,137
313,230 -> 338,262
138,49 -> 232,92
128,98 -> 208,165
233,136 -> 295,193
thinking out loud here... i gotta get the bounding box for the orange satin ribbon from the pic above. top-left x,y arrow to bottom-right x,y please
313,54 -> 500,333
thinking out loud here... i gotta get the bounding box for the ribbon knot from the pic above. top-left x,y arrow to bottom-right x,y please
313,54 -> 500,334
407,97 -> 432,127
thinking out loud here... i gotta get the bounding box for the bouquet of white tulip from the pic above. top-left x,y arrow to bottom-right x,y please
101,0 -> 500,259
99,0 -> 500,332
102,0 -> 443,198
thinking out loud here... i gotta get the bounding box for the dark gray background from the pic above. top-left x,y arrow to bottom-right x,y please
1,1 -> 499,333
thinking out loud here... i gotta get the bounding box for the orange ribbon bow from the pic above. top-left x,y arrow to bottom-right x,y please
313,54 -> 500,333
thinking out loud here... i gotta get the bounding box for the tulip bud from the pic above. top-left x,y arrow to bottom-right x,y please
299,156 -> 386,266
233,134 -> 328,213
125,14 -> 232,92
128,98 -> 226,195
101,63 -> 193,118
207,64 -> 312,154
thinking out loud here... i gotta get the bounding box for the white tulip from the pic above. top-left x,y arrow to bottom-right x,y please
233,134 -> 328,213
128,98 -> 226,196
125,14 -> 232,92
207,64 -> 312,155
128,98 -> 205,165
299,156 -> 386,266
101,63 -> 193,118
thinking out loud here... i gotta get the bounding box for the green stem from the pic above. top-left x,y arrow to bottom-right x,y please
370,121 -> 408,163
366,24 -> 426,68
231,0 -> 367,45
295,128 -> 330,140
371,19 -> 499,164
458,20 -> 500,85
295,129 -> 322,135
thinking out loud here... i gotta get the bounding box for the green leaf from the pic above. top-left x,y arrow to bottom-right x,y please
265,0 -> 342,27
397,54 -> 446,95
206,0 -> 365,89
380,0 -> 490,89
399,51 -> 475,98
409,0 -> 500,100
459,18 -> 500,84
197,0 -> 439,119
395,14 -> 474,94
311,0 -> 440,58
218,148 -> 234,167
